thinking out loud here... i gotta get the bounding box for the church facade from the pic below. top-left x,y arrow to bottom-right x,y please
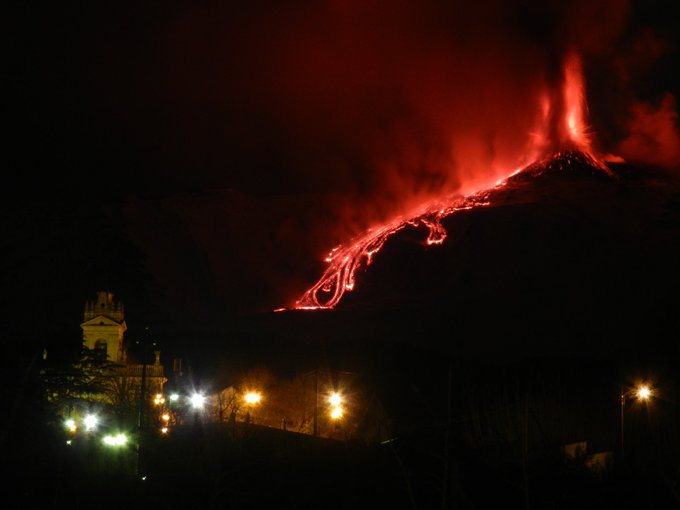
80,291 -> 167,406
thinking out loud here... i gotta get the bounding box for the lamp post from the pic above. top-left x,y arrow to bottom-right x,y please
243,391 -> 262,424
302,368 -> 354,438
620,383 -> 653,454
135,327 -> 157,479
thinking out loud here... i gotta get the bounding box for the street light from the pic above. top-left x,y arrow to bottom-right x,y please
83,414 -> 99,432
328,391 -> 345,421
244,391 -> 262,405
620,382 -> 655,453
328,392 -> 343,407
635,385 -> 652,401
243,391 -> 263,424
102,433 -> 128,447
190,393 -> 206,410
330,406 -> 344,420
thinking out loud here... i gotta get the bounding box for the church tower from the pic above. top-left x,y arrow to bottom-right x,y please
80,290 -> 127,362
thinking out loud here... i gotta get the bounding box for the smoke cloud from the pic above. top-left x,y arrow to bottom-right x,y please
103,0 -> 678,311
138,1 -> 676,206
617,93 -> 680,169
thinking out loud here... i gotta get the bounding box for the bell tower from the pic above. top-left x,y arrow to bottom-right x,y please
80,290 -> 127,362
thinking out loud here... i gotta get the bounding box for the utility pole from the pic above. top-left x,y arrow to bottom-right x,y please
620,385 -> 625,454
136,326 -> 152,479
303,367 -> 355,438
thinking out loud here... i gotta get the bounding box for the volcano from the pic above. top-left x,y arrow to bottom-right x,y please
268,149 -> 679,360
276,50 -> 680,361
290,149 -> 615,311
289,51 -> 613,312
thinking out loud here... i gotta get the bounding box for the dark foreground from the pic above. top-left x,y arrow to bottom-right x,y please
6,355 -> 680,510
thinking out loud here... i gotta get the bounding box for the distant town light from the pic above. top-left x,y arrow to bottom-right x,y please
161,413 -> 170,422
244,392 -> 262,405
161,427 -> 169,434
83,414 -> 99,431
65,419 -> 77,433
330,406 -> 344,420
328,392 -> 343,407
190,393 -> 206,409
636,385 -> 652,401
102,433 -> 128,447
169,393 -> 180,402
153,393 -> 165,405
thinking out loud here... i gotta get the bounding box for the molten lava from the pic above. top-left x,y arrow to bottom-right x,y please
291,52 -> 611,310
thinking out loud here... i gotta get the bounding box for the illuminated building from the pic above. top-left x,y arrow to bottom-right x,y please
80,291 -> 166,403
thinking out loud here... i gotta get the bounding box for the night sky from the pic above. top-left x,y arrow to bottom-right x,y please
5,1 -> 680,376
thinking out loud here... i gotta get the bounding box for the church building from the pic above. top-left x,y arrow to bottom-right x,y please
80,290 -> 167,403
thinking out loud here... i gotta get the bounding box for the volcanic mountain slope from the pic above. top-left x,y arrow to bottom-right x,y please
275,152 -> 680,358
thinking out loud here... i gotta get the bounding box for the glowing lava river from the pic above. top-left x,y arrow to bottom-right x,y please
289,52 -> 614,311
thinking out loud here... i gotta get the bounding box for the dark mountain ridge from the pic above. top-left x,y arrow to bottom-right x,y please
249,152 -> 680,363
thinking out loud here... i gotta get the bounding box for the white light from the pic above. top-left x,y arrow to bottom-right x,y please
190,393 -> 206,409
169,393 -> 179,402
83,414 -> 99,431
65,419 -> 77,432
102,433 -> 128,446
328,392 -> 343,407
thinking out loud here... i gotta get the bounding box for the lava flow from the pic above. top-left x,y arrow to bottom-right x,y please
291,52 -> 611,311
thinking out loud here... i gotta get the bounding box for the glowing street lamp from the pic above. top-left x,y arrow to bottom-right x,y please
83,414 -> 99,432
189,393 -> 206,410
329,406 -> 344,420
635,385 -> 652,401
102,433 -> 128,447
242,391 -> 263,425
244,391 -> 262,405
327,391 -> 345,422
328,392 -> 343,407
64,419 -> 77,433
620,382 -> 655,452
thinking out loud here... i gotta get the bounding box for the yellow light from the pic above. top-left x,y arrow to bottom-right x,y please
330,406 -> 344,420
244,392 -> 262,405
161,427 -> 169,434
636,385 -> 652,400
161,413 -> 170,422
328,392 -> 343,407
153,393 -> 165,405
65,419 -> 77,432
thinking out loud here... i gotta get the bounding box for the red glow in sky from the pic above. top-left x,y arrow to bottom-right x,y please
14,1 -> 678,320
292,52 -> 609,310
